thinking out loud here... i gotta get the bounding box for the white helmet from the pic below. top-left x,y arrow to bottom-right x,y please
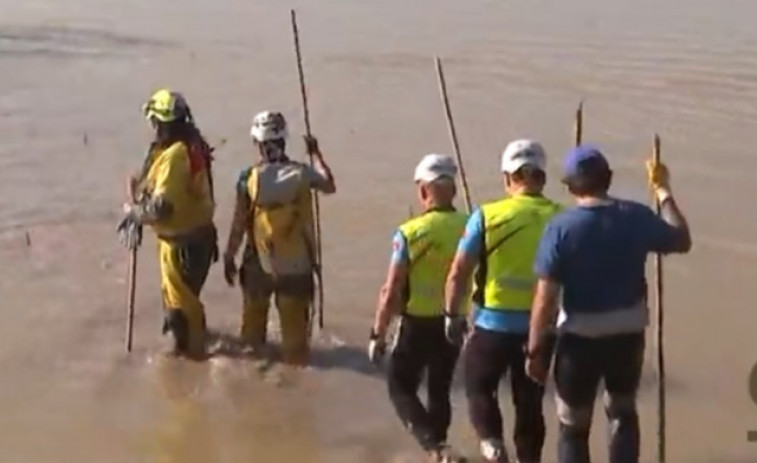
250,111 -> 288,142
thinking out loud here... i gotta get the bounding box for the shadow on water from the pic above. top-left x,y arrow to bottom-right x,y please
203,329 -> 385,379
203,330 -> 686,398
309,344 -> 385,379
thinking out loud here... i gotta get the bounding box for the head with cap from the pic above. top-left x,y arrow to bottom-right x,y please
413,154 -> 458,210
250,111 -> 289,162
142,88 -> 196,147
500,139 -> 547,195
561,144 -> 613,198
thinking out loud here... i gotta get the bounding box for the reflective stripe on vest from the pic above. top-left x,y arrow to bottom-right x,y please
475,195 -> 562,311
398,209 -> 468,317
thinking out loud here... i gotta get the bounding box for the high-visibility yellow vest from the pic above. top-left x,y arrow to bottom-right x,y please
398,209 -> 468,317
474,195 -> 562,311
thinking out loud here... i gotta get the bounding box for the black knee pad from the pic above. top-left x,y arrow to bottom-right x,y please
603,392 -> 637,419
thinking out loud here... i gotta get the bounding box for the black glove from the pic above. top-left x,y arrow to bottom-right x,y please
210,226 -> 219,264
303,134 -> 319,154
223,255 -> 237,287
117,216 -> 142,250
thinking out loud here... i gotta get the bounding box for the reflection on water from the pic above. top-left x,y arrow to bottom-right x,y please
149,359 -> 217,463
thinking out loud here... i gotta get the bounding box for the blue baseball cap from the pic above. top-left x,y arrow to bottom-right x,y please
562,144 -> 610,179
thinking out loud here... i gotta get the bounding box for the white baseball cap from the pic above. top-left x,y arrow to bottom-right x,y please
414,153 -> 458,183
501,139 -> 546,174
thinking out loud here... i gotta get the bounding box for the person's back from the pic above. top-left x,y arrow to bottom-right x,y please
118,89 -> 218,358
222,110 -> 336,366
145,140 -> 215,239
445,139 -> 561,463
526,144 -> 691,463
370,153 -> 469,463
399,209 -> 468,318
246,160 -> 316,276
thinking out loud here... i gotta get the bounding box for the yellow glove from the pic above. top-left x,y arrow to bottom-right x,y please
646,159 -> 671,202
646,160 -> 671,189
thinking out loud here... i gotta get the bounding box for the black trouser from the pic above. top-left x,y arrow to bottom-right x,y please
553,332 -> 645,463
387,315 -> 460,452
464,328 -> 547,462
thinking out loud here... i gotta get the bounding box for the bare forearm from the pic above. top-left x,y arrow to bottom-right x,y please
528,304 -> 553,352
224,194 -> 248,259
373,287 -> 399,337
314,156 -> 336,194
528,280 -> 559,354
658,191 -> 691,252
445,272 -> 468,316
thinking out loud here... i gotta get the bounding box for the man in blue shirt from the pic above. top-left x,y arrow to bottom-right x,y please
525,144 -> 691,463
445,140 -> 562,463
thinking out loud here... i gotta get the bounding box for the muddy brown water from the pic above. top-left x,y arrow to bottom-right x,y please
1,0 -> 757,461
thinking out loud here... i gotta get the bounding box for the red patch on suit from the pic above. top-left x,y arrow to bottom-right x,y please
187,140 -> 213,176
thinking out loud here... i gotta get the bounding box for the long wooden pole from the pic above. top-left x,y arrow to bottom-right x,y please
291,9 -> 324,331
125,248 -> 137,352
434,57 -> 473,214
574,100 -> 583,146
652,133 -> 666,463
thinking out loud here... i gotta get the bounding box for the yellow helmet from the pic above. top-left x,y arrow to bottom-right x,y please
142,88 -> 190,123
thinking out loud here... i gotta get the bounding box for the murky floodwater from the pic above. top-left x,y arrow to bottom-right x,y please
1,0 -> 757,461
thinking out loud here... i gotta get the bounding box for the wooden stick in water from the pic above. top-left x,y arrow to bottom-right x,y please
434,56 -> 473,214
125,247 -> 137,353
652,133 -> 666,463
291,9 -> 325,331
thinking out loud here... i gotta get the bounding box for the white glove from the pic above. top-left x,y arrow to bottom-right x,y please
368,329 -> 386,364
444,313 -> 467,346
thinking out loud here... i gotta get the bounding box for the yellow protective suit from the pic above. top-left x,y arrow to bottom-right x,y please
143,140 -> 216,356
234,161 -> 322,365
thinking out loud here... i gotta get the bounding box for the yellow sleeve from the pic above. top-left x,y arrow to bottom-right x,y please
152,143 -> 190,205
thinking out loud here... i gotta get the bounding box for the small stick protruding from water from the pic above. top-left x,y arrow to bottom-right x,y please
24,231 -> 31,247
82,133 -> 89,146
574,100 -> 584,146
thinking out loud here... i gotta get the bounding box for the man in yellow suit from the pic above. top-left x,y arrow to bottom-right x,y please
118,89 -> 218,359
369,154 -> 469,463
223,111 -> 335,366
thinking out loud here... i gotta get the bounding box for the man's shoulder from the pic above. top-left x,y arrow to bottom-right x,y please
157,141 -> 189,163
547,206 -> 589,230
612,197 -> 650,210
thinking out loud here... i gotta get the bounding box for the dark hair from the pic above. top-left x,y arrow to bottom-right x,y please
511,165 -> 546,188
153,118 -> 216,201
563,157 -> 612,196
155,119 -> 196,148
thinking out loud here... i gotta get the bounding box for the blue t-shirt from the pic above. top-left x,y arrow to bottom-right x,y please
534,199 -> 679,314
457,208 -> 531,334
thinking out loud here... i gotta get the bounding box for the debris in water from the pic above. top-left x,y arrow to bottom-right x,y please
83,133 -> 89,146
24,231 -> 31,247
